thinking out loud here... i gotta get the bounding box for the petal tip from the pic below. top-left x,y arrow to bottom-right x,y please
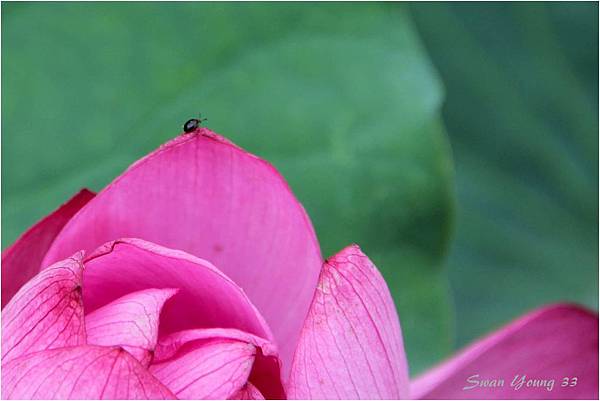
327,243 -> 365,261
64,251 -> 85,281
76,187 -> 96,198
535,302 -> 598,318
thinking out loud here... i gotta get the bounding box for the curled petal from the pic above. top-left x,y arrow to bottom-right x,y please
230,383 -> 265,400
154,328 -> 277,362
42,130 -> 323,371
150,338 -> 256,400
83,239 -> 272,342
2,189 -> 94,307
288,244 -> 410,399
85,288 -> 178,366
1,345 -> 175,399
155,327 -> 284,399
411,304 -> 599,400
2,253 -> 86,363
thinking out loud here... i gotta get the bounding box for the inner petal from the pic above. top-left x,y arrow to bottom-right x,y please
150,338 -> 256,400
153,328 -> 285,399
85,287 -> 178,366
42,130 -> 323,372
83,238 -> 273,342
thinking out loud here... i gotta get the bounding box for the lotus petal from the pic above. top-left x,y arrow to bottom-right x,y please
2,253 -> 86,363
230,383 -> 265,400
42,130 -> 323,371
288,244 -> 410,399
150,338 -> 255,399
1,189 -> 94,307
411,304 -> 599,399
85,287 -> 178,366
1,345 -> 175,399
154,327 -> 284,399
83,239 -> 272,342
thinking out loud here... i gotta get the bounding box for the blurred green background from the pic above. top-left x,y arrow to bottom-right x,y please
2,2 -> 598,375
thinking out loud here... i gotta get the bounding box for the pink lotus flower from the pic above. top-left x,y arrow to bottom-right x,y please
2,128 -> 598,399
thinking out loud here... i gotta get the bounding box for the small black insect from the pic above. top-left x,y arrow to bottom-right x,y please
183,115 -> 207,133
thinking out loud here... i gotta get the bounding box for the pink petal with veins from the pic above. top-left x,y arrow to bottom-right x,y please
83,239 -> 272,342
411,304 -> 599,400
2,253 -> 86,363
85,287 -> 178,366
230,383 -> 265,399
1,345 -> 175,399
288,244 -> 410,399
155,327 -> 285,399
150,338 -> 256,399
1,189 -> 94,307
42,130 -> 322,372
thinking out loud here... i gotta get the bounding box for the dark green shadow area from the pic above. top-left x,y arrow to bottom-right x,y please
410,2 -> 598,349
